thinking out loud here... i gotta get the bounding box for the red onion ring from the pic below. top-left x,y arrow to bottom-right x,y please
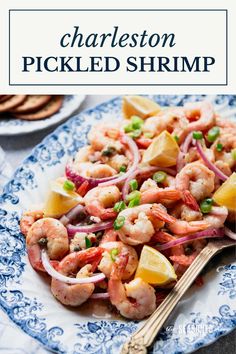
41,250 -> 106,284
98,134 -> 140,187
195,140 -> 228,181
90,292 -> 110,299
67,220 -> 114,236
224,226 -> 236,241
60,204 -> 86,226
156,228 -> 225,251
66,160 -> 116,188
181,133 -> 194,154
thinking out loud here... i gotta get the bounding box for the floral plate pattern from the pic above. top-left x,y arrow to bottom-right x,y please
0,95 -> 85,136
0,95 -> 235,354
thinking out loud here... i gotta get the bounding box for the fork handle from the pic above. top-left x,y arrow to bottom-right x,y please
121,245 -> 217,354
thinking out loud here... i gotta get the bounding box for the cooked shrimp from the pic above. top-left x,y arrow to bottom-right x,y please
108,254 -> 156,319
211,133 -> 236,169
117,204 -> 175,245
173,203 -> 203,222
50,247 -> 104,306
106,154 -> 129,172
140,187 -> 181,205
98,241 -> 138,280
76,162 -> 117,179
168,219 -> 209,235
20,209 -> 44,237
26,218 -> 69,271
184,101 -> 215,132
176,161 -> 215,201
51,264 -> 95,307
88,123 -> 123,152
142,108 -> 188,142
84,185 -> 120,220
203,206 -> 228,228
170,239 -> 207,267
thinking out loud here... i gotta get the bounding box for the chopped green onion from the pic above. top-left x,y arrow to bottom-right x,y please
114,201 -> 126,213
200,198 -> 213,214
152,171 -> 167,184
129,179 -> 138,191
207,126 -> 220,142
131,115 -> 144,130
85,236 -> 92,249
114,216 -> 125,230
193,131 -> 203,140
231,148 -> 236,161
174,135 -> 179,142
38,238 -> 48,246
101,146 -> 116,157
128,129 -> 142,139
128,197 -> 140,208
216,143 -> 223,152
63,179 -> 75,191
119,165 -> 127,173
110,248 -> 119,262
126,190 -> 141,202
143,132 -> 153,138
124,124 -> 133,133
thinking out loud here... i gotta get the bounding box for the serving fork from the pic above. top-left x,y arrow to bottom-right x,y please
121,238 -> 236,354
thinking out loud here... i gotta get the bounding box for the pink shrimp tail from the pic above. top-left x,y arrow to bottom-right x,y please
151,230 -> 175,243
100,208 -> 118,220
141,188 -> 181,204
182,190 -> 200,211
151,205 -> 176,224
77,247 -> 104,269
170,253 -> 197,267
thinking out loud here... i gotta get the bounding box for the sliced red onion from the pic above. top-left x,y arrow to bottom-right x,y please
98,134 -> 140,187
195,140 -> 228,181
66,160 -> 116,189
60,204 -> 86,226
156,228 -> 225,251
90,292 -> 110,299
41,250 -> 106,284
181,133 -> 193,154
224,226 -> 236,241
138,165 -> 176,176
67,220 -> 114,236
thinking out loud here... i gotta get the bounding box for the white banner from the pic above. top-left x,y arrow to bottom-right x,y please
0,0 -> 235,94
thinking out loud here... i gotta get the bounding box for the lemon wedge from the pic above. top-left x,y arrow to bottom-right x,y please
213,172 -> 236,211
135,245 -> 177,286
142,130 -> 180,167
44,179 -> 83,217
122,96 -> 161,119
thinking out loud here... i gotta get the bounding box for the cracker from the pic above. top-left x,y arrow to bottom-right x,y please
10,95 -> 52,114
0,95 -> 27,112
14,96 -> 63,121
0,95 -> 14,103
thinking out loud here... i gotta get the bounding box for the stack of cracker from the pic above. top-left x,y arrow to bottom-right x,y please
0,95 -> 63,120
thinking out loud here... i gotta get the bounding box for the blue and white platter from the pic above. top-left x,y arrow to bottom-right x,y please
0,95 -> 85,136
0,95 -> 235,354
